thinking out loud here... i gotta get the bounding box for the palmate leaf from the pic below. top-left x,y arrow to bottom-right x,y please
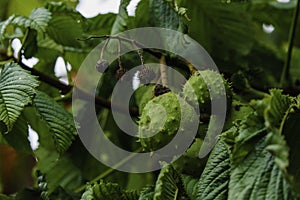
24,105 -> 81,194
81,180 -> 138,200
149,0 -> 184,31
1,115 -> 32,154
33,91 -> 76,153
46,15 -> 83,47
264,89 -> 293,128
153,163 -> 186,200
197,139 -> 230,200
282,109 -> 300,192
35,152 -> 81,194
0,62 -> 39,132
229,137 -> 296,200
45,2 -> 84,47
138,186 -> 155,200
0,7 -> 51,42
182,0 -> 254,55
182,175 -> 199,200
11,7 -> 51,32
224,92 -> 299,199
111,0 -> 130,35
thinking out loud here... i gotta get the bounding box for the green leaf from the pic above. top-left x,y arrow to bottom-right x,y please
0,15 -> 15,40
47,15 -> 82,47
22,28 -> 38,58
45,2 -> 85,48
1,115 -> 32,154
45,2 -> 83,20
138,186 -> 155,200
134,0 -> 150,28
153,163 -> 186,200
282,109 -> 300,192
12,8 -> 51,32
229,137 -> 295,200
111,0 -> 130,35
197,139 -> 230,200
182,0 -> 254,55
0,62 -> 39,132
33,91 -> 76,153
182,175 -> 198,200
149,0 -> 184,31
35,154 -> 81,194
49,186 -> 81,200
84,13 -> 117,36
264,89 -> 292,128
230,112 -> 266,165
265,131 -> 289,172
226,98 -> 299,199
81,180 -> 137,200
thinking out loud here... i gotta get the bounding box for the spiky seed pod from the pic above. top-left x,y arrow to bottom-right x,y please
96,59 -> 109,73
138,67 -> 156,84
154,84 -> 171,97
138,92 -> 198,151
183,70 -> 232,115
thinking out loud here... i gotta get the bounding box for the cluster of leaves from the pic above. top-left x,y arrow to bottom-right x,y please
0,0 -> 300,199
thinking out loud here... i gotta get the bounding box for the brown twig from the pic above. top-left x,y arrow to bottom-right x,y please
78,35 -> 162,60
17,61 -> 139,116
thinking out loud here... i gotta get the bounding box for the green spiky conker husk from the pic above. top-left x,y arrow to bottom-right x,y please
183,70 -> 232,114
138,92 -> 198,151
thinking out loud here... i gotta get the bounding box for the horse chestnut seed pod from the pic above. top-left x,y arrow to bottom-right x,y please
138,92 -> 198,151
183,70 -> 232,115
96,59 -> 109,73
138,67 -> 156,84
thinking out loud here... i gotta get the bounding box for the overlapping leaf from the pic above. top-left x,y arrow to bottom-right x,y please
182,0 -> 254,55
197,140 -> 230,200
111,0 -> 130,35
1,115 -> 32,154
11,8 -> 51,32
33,91 -> 76,153
45,2 -> 84,47
153,164 -> 186,200
0,62 -> 39,132
229,137 -> 295,200
81,180 -> 138,200
224,91 -> 300,199
182,175 -> 199,200
264,89 -> 292,128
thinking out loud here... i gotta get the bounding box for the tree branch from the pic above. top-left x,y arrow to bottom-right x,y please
17,61 -> 139,116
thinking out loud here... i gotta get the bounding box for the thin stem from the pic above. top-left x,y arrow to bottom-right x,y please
17,60 -> 139,116
131,41 -> 145,67
74,148 -> 142,193
117,38 -> 123,69
78,35 -> 162,59
100,38 -> 110,59
160,56 -> 168,87
280,0 -> 300,87
18,61 -> 73,94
